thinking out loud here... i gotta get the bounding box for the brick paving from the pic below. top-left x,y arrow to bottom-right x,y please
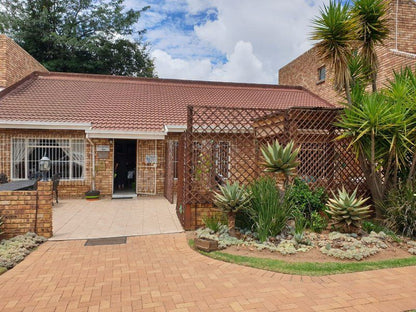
0,233 -> 415,312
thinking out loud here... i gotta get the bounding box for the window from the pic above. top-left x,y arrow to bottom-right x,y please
173,141 -> 179,179
318,66 -> 326,82
11,138 -> 85,180
213,141 -> 230,179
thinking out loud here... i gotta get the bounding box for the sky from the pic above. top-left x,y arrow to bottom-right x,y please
125,0 -> 329,84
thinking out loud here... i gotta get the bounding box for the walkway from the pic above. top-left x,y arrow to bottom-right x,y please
51,197 -> 183,240
0,233 -> 415,311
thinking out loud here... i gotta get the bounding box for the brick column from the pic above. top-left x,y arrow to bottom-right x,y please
36,181 -> 53,238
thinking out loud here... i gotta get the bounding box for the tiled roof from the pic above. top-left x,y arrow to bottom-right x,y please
0,72 -> 335,132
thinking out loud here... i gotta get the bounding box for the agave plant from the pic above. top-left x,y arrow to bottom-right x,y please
261,140 -> 300,187
213,181 -> 251,235
326,187 -> 371,232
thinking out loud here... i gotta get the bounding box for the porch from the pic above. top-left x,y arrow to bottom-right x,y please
51,196 -> 183,240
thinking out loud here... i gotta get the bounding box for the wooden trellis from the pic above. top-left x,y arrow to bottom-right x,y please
176,105 -> 366,229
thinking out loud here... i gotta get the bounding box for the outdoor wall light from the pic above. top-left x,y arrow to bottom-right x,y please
39,156 -> 51,181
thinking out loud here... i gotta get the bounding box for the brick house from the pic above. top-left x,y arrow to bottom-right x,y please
279,0 -> 416,104
0,37 -> 336,201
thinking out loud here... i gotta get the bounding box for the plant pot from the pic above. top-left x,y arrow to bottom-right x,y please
194,238 -> 219,252
85,190 -> 100,200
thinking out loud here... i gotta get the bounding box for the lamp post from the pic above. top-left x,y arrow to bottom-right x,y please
39,156 -> 51,181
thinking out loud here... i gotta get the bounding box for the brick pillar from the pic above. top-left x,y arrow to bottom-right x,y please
36,181 -> 53,238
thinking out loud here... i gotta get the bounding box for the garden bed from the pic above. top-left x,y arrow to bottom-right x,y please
0,232 -> 47,274
188,228 -> 416,275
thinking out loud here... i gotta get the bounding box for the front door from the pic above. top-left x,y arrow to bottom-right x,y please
113,139 -> 137,197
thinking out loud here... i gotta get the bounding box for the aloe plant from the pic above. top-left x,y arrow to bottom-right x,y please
326,187 -> 371,232
261,140 -> 300,187
213,181 -> 251,235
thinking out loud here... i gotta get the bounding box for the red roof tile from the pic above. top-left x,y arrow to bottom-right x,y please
0,72 -> 335,132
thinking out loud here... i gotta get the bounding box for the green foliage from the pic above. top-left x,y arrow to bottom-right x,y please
361,220 -> 401,242
309,211 -> 328,233
292,209 -> 307,243
351,0 -> 389,91
202,214 -> 226,233
248,177 -> 292,242
336,67 -> 416,216
0,0 -> 155,76
213,182 -> 251,214
383,183 -> 416,238
326,187 -> 371,231
311,0 -> 357,102
286,178 -> 327,218
261,140 -> 300,179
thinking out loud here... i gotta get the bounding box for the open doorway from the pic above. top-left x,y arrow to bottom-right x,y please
113,139 -> 137,198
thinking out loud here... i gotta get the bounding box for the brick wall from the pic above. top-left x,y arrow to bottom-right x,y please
92,138 -> 114,197
278,0 -> 416,104
0,35 -> 47,89
0,181 -> 53,238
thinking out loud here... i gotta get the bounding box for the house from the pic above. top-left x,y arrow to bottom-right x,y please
279,0 -> 416,104
0,36 -> 336,201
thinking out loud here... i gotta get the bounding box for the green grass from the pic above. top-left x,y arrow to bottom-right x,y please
0,267 -> 7,275
189,239 -> 416,276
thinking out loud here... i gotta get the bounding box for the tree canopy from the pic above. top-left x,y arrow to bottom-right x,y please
0,0 -> 156,77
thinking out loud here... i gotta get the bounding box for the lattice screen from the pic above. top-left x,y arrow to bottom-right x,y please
176,105 -> 367,228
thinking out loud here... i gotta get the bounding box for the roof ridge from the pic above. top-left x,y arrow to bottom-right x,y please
37,71 -> 306,91
0,72 -> 38,99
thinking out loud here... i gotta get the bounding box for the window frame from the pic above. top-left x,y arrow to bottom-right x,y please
317,66 -> 326,83
10,137 -> 86,181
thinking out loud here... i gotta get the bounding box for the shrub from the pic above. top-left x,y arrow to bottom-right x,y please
248,176 -> 292,242
261,140 -> 300,187
383,183 -> 416,238
202,213 -> 226,233
213,181 -> 251,234
286,178 -> 327,218
292,208 -> 308,243
309,211 -> 328,233
326,187 -> 371,232
0,232 -> 46,269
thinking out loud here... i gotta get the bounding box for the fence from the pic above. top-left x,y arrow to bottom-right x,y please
176,105 -> 366,229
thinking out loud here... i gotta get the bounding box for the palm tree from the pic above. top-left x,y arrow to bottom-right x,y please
311,0 -> 357,105
351,0 -> 390,92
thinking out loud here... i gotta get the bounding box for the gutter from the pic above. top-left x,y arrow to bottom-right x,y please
85,129 -> 166,139
0,120 -> 92,130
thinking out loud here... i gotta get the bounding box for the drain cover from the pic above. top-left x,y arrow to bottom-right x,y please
84,236 -> 127,246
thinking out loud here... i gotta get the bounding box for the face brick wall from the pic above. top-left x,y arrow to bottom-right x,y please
279,0 -> 416,104
0,35 -> 48,89
0,181 -> 53,239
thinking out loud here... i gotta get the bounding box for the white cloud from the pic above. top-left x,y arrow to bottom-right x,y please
138,0 -> 328,83
153,41 -> 270,83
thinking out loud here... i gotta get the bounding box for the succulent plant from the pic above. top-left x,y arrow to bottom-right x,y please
326,187 -> 371,231
213,181 -> 251,234
261,140 -> 300,185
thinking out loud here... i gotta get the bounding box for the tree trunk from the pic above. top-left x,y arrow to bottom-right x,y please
372,71 -> 377,93
228,212 -> 236,236
345,79 -> 352,105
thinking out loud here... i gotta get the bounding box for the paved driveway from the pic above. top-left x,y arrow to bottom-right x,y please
51,197 -> 183,240
0,233 -> 416,311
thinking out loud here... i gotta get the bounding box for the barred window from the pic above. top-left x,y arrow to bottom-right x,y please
12,138 -> 85,180
213,141 -> 230,179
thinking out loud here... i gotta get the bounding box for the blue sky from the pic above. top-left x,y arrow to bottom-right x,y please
126,0 -> 328,83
